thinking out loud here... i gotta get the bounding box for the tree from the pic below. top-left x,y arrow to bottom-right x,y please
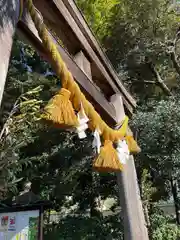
76,0 -> 180,100
0,36 -> 56,199
75,0 -> 118,41
150,209 -> 180,240
132,95 -> 180,224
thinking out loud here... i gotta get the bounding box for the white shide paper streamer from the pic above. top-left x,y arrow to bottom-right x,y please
76,103 -> 89,139
116,140 -> 130,165
92,129 -> 101,154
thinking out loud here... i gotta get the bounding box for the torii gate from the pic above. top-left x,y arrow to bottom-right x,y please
0,1 -> 149,239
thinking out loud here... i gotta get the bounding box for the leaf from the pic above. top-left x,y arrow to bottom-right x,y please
25,86 -> 43,95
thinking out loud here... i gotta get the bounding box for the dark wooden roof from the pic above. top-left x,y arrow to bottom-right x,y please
0,192 -> 52,212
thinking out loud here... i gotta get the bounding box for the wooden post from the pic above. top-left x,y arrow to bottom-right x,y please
110,94 -> 149,240
74,51 -> 92,81
74,52 -> 148,238
0,0 -> 20,107
38,206 -> 44,240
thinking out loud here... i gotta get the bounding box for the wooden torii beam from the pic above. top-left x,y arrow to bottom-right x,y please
0,1 -> 149,240
17,13 -> 118,126
32,0 -> 136,114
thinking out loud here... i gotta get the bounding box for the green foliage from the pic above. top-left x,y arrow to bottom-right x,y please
140,169 -> 157,202
0,37 -> 57,198
0,84 -> 43,197
75,0 -> 118,41
133,96 -> 180,175
44,215 -> 123,240
76,0 -> 180,99
77,0 -> 180,62
131,95 -> 180,203
150,212 -> 180,240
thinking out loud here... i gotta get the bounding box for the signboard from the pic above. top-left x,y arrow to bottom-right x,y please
0,210 -> 39,240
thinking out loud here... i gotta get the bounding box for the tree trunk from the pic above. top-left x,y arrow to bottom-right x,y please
90,172 -> 102,218
143,202 -> 151,229
148,62 -> 172,96
170,50 -> 180,76
170,177 -> 180,225
90,198 -> 100,217
169,29 -> 180,77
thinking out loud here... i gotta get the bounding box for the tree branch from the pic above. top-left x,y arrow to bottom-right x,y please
168,29 -> 180,76
0,98 -> 20,141
125,79 -> 156,85
148,62 -> 172,96
135,80 -> 156,85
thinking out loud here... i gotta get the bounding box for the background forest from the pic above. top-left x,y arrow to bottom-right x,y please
1,0 -> 180,239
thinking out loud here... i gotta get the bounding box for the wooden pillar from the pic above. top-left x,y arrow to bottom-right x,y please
116,159 -> 149,240
110,94 -> 149,240
74,51 -> 148,238
38,206 -> 44,240
0,0 -> 20,107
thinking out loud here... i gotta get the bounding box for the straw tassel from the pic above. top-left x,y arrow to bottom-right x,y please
125,135 -> 141,154
42,88 -> 78,128
93,140 -> 123,172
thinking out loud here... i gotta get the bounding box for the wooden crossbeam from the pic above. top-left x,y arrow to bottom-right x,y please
17,13 -> 118,125
62,0 -> 136,107
32,0 -> 136,114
